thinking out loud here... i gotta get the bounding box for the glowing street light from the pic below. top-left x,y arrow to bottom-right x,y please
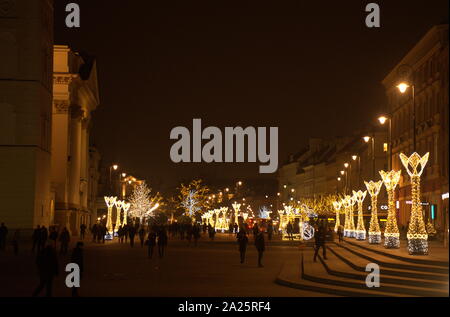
344,162 -> 349,168
352,155 -> 358,161
396,82 -> 409,94
340,170 -> 345,175
378,116 -> 388,125
363,136 -> 371,143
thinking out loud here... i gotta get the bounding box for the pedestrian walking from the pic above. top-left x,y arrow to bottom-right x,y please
12,229 -> 20,255
79,224 -> 87,240
267,222 -> 274,241
147,230 -> 157,259
138,226 -> 146,247
193,224 -> 201,246
337,225 -> 344,243
254,229 -> 265,267
129,226 -> 136,247
286,221 -> 294,241
70,242 -> 84,297
59,227 -> 70,255
313,226 -> 327,262
0,222 -> 8,251
32,225 -> 41,253
49,226 -> 58,248
32,244 -> 58,297
237,228 -> 248,264
157,229 -> 168,258
40,226 -> 48,250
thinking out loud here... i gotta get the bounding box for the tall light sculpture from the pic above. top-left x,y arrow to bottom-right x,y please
343,195 -> 355,237
232,202 -> 241,225
400,152 -> 429,255
364,180 -> 383,244
104,196 -> 117,235
380,170 -> 401,248
115,200 -> 124,231
332,201 -> 342,233
122,202 -> 130,226
353,190 -> 367,240
213,209 -> 221,229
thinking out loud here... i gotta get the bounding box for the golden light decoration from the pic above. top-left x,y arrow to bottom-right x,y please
232,202 -> 241,225
400,152 -> 429,255
114,200 -> 124,231
342,195 -> 356,238
332,201 -> 342,233
364,180 -> 383,244
122,202 -> 130,226
353,190 -> 367,240
380,170 -> 401,249
104,196 -> 117,235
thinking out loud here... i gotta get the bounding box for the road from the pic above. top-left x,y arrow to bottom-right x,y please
0,233 -> 324,297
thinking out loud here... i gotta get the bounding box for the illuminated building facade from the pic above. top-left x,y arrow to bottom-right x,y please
382,24 -> 449,243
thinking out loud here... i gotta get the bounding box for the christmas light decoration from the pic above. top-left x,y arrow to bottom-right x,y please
332,201 -> 342,232
342,195 -> 356,238
114,200 -> 123,231
122,202 -> 130,225
380,170 -> 401,249
104,196 -> 117,235
400,152 -> 429,255
232,202 -> 241,225
364,180 -> 383,244
129,182 -> 162,224
353,190 -> 367,240
258,206 -> 272,219
426,221 -> 436,236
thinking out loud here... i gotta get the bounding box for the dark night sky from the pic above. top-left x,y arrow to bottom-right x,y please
54,0 -> 448,191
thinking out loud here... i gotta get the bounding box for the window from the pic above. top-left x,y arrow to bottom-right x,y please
383,143 -> 388,152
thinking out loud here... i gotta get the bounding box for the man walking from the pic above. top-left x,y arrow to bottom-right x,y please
32,244 -> 59,297
157,229 -> 168,258
79,224 -> 87,240
237,228 -> 248,264
59,227 -> 70,255
313,226 -> 327,262
147,230 -> 157,259
254,229 -> 265,268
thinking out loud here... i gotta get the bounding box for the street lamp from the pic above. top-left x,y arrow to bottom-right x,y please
396,64 -> 416,151
344,162 -> 349,168
363,136 -> 376,179
378,115 -> 392,170
352,155 -> 362,188
109,164 -> 119,192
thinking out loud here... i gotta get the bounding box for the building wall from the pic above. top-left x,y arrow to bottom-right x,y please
0,0 -> 54,232
382,25 -> 449,238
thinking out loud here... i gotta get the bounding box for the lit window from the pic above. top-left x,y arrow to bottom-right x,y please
383,143 -> 388,152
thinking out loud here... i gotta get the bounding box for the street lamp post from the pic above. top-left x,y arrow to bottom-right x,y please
378,116 -> 392,170
109,164 -> 118,192
352,155 -> 361,188
363,136 -> 375,179
396,64 -> 416,152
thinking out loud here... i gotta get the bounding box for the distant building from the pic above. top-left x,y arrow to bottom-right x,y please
382,24 -> 449,242
278,133 -> 388,214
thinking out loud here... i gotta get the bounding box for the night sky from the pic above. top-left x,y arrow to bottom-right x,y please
54,0 -> 448,191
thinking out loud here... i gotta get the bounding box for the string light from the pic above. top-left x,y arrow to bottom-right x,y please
332,201 -> 342,233
380,170 -> 401,249
364,180 -> 383,244
104,196 -> 117,236
400,152 -> 429,255
353,190 -> 367,240
114,200 -> 124,232
342,195 -> 356,238
122,202 -> 130,226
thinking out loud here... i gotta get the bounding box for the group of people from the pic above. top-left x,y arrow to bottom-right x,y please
237,225 -> 266,267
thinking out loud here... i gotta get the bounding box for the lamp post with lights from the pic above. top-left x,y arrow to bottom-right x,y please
363,135 -> 375,179
396,64 -> 416,152
378,115 -> 392,170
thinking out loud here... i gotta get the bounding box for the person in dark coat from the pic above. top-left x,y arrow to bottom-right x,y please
157,229 -> 168,258
79,224 -> 87,240
32,225 -> 41,252
129,226 -> 136,247
70,242 -> 84,297
237,228 -> 248,264
202,222 -> 207,234
252,223 -> 259,237
286,222 -> 294,241
192,224 -> 201,246
138,227 -> 146,247
0,223 -> 8,251
267,222 -> 274,241
40,226 -> 48,250
49,226 -> 58,248
59,227 -> 70,255
91,224 -> 98,242
233,223 -> 239,235
32,244 -> 59,297
337,225 -> 344,243
254,229 -> 265,267
12,229 -> 20,256
313,226 -> 327,262
101,225 -> 106,243
147,230 -> 157,259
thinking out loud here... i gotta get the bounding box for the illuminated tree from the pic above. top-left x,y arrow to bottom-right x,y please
333,201 -> 342,233
353,190 -> 367,240
342,195 -> 356,238
364,180 -> 383,244
400,152 -> 429,255
179,179 -> 210,221
129,181 -> 162,224
380,170 -> 401,249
